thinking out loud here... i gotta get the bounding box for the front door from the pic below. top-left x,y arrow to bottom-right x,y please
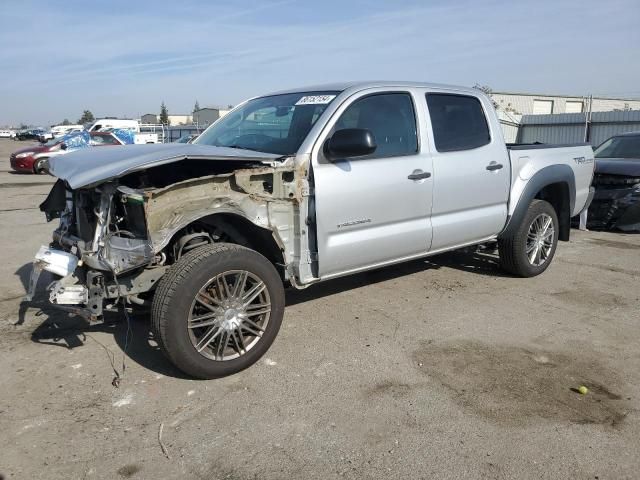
312,90 -> 433,279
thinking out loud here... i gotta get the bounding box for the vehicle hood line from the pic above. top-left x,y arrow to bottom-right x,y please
595,157 -> 640,176
48,144 -> 282,189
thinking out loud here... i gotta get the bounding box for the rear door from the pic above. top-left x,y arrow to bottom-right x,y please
312,89 -> 433,278
424,92 -> 511,250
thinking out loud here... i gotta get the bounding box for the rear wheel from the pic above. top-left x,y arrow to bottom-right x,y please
499,199 -> 559,277
151,243 -> 285,379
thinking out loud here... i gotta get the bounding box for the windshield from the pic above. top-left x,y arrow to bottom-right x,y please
194,91 -> 340,155
594,135 -> 640,159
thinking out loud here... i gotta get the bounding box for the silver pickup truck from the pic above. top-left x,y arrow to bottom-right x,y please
29,81 -> 594,378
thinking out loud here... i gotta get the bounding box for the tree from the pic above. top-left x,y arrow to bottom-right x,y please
78,110 -> 95,125
472,84 -> 499,109
61,118 -> 71,125
160,101 -> 170,125
193,100 -> 200,113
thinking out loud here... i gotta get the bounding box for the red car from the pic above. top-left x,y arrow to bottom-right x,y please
9,132 -> 124,174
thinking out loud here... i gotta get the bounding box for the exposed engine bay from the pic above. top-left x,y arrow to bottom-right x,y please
28,155 -> 306,320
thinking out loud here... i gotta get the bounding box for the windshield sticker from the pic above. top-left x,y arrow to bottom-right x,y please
295,95 -> 336,105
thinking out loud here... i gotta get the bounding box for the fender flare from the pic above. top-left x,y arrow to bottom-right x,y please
500,164 -> 575,240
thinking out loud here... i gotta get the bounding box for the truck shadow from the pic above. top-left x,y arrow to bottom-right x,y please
21,247 -> 508,379
28,307 -> 190,379
286,247 -> 508,305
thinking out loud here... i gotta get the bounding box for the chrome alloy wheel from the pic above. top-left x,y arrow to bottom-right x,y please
187,270 -> 271,361
526,213 -> 555,267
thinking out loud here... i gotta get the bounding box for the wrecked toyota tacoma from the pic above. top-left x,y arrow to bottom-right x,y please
27,81 -> 595,379
585,132 -> 640,231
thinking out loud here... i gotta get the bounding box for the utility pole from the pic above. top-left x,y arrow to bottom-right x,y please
583,95 -> 593,143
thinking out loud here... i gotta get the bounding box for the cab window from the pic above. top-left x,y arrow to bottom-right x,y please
426,93 -> 491,152
334,93 -> 418,158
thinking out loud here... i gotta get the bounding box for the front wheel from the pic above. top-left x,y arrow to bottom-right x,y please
34,158 -> 48,174
151,243 -> 285,379
498,199 -> 559,277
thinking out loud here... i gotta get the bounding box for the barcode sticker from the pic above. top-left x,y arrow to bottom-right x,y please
295,95 -> 336,105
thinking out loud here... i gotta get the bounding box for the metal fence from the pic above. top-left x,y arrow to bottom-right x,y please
166,125 -> 206,142
517,110 -> 640,146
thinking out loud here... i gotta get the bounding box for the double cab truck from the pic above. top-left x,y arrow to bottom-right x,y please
28,81 -> 595,378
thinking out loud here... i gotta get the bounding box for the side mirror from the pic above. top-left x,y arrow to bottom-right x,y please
60,143 -> 68,150
325,128 -> 376,159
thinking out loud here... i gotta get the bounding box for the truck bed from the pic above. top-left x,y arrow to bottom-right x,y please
506,142 -> 595,218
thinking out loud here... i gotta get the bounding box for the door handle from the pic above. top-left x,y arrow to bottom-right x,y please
486,162 -> 503,171
408,170 -> 432,180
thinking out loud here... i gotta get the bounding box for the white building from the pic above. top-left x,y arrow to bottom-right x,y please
491,92 -> 640,115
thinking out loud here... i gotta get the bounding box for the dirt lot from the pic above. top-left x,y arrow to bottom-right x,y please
0,137 -> 638,479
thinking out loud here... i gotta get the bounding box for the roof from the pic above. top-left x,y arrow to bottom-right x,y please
265,81 -> 480,96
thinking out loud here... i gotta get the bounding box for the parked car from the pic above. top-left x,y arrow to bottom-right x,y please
29,81 -> 594,379
0,129 -> 16,138
585,132 -> 640,231
40,125 -> 85,141
15,129 -> 45,141
10,137 -> 66,173
10,131 -> 115,174
89,131 -> 127,146
88,118 -> 140,132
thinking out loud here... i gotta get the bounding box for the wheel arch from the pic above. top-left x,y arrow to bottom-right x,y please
163,211 -> 286,278
501,165 -> 575,242
534,182 -> 571,241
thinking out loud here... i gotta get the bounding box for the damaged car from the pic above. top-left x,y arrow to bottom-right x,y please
586,132 -> 640,231
27,82 -> 594,379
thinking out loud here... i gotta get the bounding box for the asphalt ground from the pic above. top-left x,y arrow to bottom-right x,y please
0,138 -> 638,479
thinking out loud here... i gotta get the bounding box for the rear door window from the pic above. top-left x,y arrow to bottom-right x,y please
426,93 -> 491,152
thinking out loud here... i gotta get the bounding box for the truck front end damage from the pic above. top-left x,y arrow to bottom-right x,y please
28,179 -> 166,319
27,150 -> 304,321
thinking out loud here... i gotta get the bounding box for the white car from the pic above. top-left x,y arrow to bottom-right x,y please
0,129 -> 16,138
40,125 -> 85,141
88,119 -> 140,132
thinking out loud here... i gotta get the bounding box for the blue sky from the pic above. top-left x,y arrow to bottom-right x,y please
1,0 -> 639,126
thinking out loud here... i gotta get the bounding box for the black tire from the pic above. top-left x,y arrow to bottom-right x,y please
33,158 -> 48,174
151,243 -> 285,379
499,199 -> 559,277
